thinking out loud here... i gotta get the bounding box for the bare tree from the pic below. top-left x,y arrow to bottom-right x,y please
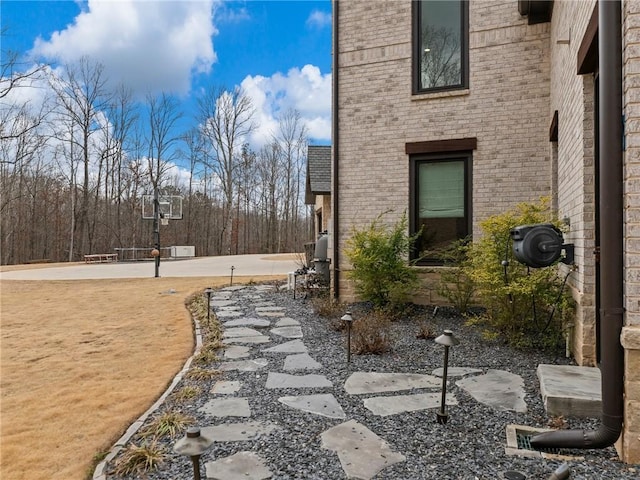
255,142 -> 281,252
0,28 -> 48,103
180,128 -> 208,247
100,85 -> 138,249
48,57 -> 111,258
420,25 -> 461,89
197,85 -> 255,254
272,108 -> 308,251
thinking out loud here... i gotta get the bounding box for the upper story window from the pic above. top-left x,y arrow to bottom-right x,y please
414,0 -> 469,93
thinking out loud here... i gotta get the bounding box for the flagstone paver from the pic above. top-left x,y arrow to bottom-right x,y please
262,339 -> 308,354
344,372 -> 441,395
211,380 -> 242,395
223,327 -> 265,338
278,394 -> 346,419
201,421 -> 280,441
283,353 -> 322,371
270,326 -> 303,338
219,358 -> 268,372
265,372 -> 333,389
198,397 -> 251,417
223,336 -> 271,345
223,318 -> 271,328
255,306 -> 284,312
456,369 -> 527,412
223,345 -> 252,359
205,451 -> 273,480
212,292 -> 232,299
199,397 -> 251,417
320,420 -> 406,480
216,310 -> 244,318
275,317 -> 299,326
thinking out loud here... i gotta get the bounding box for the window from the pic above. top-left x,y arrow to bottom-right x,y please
414,0 -> 468,93
410,153 -> 472,264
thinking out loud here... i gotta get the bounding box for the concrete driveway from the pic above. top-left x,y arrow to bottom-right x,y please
0,254 -> 301,281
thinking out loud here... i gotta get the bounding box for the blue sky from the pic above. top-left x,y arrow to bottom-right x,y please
1,0 -> 332,147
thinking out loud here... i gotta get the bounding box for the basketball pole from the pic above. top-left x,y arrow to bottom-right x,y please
154,188 -> 160,278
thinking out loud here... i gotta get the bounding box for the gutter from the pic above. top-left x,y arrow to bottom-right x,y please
531,0 -> 624,450
331,0 -> 340,299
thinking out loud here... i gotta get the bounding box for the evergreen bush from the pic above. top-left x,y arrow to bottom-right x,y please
344,212 -> 420,311
463,198 -> 574,350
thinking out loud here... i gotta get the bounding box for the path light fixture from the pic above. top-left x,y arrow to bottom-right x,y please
434,329 -> 459,425
204,288 -> 213,322
174,427 -> 214,480
230,265 -> 235,286
341,311 -> 354,363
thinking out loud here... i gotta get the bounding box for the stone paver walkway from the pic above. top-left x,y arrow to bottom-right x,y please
196,285 -> 530,479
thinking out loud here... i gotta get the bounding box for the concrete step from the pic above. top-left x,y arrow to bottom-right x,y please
537,364 -> 602,418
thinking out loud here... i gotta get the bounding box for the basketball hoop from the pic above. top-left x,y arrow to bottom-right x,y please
161,218 -> 169,226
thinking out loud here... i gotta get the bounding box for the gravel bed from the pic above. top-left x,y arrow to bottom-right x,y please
103,284 -> 638,480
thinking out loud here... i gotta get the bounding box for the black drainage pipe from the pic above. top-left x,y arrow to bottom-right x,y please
331,0 -> 340,299
531,0 -> 624,450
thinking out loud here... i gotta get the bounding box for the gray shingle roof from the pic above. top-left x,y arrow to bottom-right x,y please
305,145 -> 331,204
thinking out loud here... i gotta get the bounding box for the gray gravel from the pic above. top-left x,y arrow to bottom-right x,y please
104,284 -> 639,480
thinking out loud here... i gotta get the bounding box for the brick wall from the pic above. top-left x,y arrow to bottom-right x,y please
548,0 -> 597,366
623,0 -> 640,464
335,0 -> 551,298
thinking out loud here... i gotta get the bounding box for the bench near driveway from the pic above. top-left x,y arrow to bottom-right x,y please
84,254 -> 118,263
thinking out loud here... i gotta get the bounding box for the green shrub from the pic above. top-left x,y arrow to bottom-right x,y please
435,237 -> 476,315
344,212 -> 420,311
113,441 -> 165,475
463,198 -> 574,351
140,410 -> 195,439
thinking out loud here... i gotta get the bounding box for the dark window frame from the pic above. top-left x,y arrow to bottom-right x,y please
412,0 -> 469,94
409,150 -> 473,265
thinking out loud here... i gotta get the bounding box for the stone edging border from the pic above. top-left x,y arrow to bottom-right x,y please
92,312 -> 204,479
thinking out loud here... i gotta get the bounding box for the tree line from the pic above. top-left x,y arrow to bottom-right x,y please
1,54 -> 313,265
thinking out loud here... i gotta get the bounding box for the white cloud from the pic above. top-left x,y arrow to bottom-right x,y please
214,4 -> 251,24
240,64 -> 331,147
29,0 -> 218,96
306,9 -> 331,29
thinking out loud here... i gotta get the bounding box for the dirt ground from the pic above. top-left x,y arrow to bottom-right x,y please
0,274 -> 282,480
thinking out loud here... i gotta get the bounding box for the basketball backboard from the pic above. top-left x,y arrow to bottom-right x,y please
142,194 -> 183,220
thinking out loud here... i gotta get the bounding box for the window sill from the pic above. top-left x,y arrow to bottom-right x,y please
411,88 -> 470,102
412,264 -> 459,273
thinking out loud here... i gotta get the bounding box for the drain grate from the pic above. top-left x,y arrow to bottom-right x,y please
505,424 -> 581,460
516,432 -> 562,455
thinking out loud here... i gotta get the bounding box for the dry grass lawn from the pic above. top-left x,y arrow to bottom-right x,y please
0,274 -> 282,480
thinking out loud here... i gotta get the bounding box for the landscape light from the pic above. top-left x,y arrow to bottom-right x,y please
341,311 -> 354,364
204,288 -> 213,322
173,427 -> 214,480
434,329 -> 460,425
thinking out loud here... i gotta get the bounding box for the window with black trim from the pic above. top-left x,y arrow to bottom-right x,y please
410,152 -> 472,264
414,0 -> 469,93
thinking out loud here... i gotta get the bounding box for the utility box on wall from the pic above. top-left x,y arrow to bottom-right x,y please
171,246 -> 195,258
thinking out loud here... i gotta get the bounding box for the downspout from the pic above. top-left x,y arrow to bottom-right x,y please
531,0 -> 624,450
331,0 -> 340,299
